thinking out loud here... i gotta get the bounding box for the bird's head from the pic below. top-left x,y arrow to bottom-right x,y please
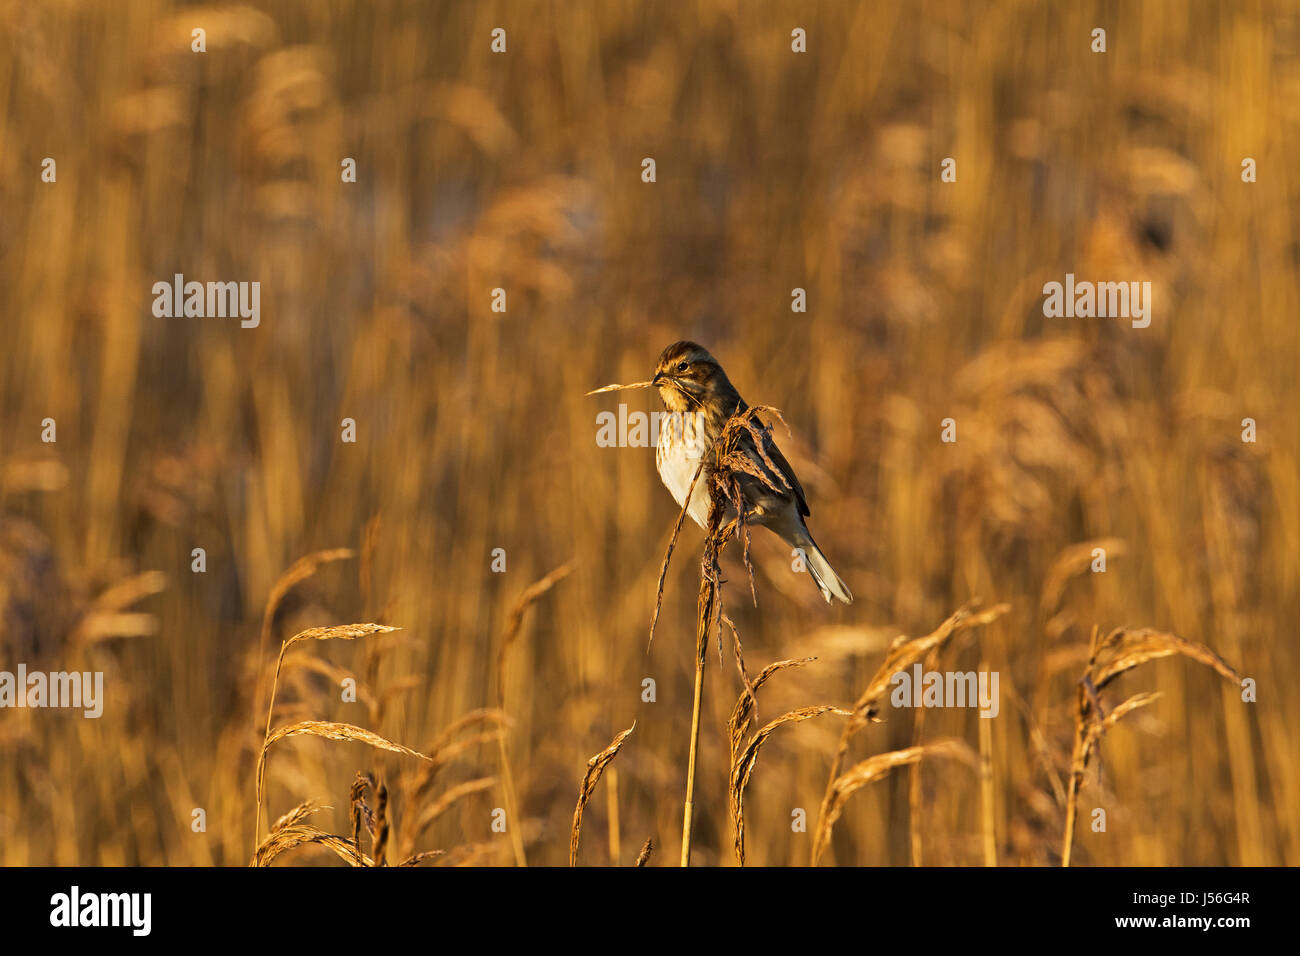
651,341 -> 739,413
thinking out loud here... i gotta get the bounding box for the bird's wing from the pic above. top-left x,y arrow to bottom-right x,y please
736,421 -> 809,518
722,398 -> 811,517
762,433 -> 810,517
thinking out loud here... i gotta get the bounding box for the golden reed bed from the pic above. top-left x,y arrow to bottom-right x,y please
0,0 -> 1295,866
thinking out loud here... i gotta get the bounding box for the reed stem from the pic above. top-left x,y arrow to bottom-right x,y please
680,574 -> 711,866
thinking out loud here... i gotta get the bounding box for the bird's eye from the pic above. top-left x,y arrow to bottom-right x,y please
677,361 -> 689,372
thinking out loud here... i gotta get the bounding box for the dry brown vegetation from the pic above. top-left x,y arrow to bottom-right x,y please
1,1 -> 1297,866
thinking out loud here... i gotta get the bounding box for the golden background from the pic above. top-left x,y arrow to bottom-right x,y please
0,0 -> 1296,865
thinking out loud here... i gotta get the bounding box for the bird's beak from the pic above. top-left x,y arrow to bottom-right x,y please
651,371 -> 664,386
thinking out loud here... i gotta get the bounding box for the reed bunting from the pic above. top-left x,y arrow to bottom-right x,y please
652,341 -> 852,604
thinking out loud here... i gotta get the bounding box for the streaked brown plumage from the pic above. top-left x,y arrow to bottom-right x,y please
652,341 -> 852,604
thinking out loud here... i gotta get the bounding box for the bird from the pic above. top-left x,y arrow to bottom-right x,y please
651,340 -> 852,604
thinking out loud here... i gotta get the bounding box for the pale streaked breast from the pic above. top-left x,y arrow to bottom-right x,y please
656,410 -> 713,529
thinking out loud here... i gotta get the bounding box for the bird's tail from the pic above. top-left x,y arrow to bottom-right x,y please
793,526 -> 853,605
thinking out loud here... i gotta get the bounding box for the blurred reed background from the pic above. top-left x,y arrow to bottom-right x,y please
0,0 -> 1297,866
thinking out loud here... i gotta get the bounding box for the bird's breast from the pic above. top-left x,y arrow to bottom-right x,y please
656,410 -> 716,527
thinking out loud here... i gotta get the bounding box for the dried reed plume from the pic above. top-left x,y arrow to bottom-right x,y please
496,560 -> 577,699
1061,625 -> 1243,866
249,551 -> 518,866
253,620 -> 405,844
570,722 -> 635,866
726,657 -> 849,865
634,838 -> 654,867
811,602 -> 1008,865
585,381 -> 655,396
253,773 -> 450,867
818,739 -> 980,859
252,800 -> 374,867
